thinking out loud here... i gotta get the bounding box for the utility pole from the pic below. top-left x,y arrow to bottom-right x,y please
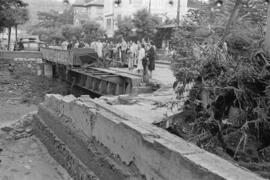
149,0 -> 151,13
63,0 -> 70,24
176,0 -> 180,26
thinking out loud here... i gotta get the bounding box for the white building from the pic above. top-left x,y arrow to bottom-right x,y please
73,0 -> 104,27
104,0 -> 188,37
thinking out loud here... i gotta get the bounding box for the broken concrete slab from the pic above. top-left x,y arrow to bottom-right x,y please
34,94 -> 265,180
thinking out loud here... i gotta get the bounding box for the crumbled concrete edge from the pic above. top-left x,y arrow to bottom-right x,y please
33,114 -> 99,180
38,94 -> 265,180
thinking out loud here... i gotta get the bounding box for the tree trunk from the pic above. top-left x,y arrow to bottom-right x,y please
176,0 -> 180,26
15,25 -> 18,43
264,3 -> 270,55
219,0 -> 242,47
7,27 -> 11,51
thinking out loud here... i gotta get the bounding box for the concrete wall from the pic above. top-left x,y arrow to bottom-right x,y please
33,115 -> 99,180
37,94 -> 265,180
0,51 -> 42,59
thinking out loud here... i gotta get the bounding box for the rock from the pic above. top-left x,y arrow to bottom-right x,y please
15,128 -> 25,133
25,127 -> 32,134
117,95 -> 137,105
6,99 -> 17,105
30,143 -> 38,149
0,80 -> 9,85
1,127 -> 13,132
5,136 -> 13,140
23,164 -> 31,170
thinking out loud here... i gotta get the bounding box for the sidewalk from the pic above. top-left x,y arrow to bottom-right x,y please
110,63 -> 175,87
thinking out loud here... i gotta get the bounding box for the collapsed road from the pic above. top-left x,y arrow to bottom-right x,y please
0,48 -> 266,180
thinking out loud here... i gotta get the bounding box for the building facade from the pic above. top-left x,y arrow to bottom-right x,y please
73,0 -> 104,27
103,0 -> 188,37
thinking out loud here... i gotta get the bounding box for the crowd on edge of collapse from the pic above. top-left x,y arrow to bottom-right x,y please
62,37 -> 158,81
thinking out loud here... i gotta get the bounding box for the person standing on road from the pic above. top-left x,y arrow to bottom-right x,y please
136,44 -> 145,75
147,41 -> 156,78
127,48 -> 133,70
130,41 -> 138,67
67,41 -> 73,50
121,38 -> 127,64
96,40 -> 103,58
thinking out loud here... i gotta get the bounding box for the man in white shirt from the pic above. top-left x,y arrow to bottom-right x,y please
121,38 -> 127,64
96,40 -> 103,58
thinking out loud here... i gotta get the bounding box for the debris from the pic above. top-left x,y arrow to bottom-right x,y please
0,81 -> 9,85
25,127 -> 33,134
15,128 -> 25,133
1,127 -> 13,132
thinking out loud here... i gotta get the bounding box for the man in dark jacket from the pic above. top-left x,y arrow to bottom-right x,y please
147,41 -> 156,78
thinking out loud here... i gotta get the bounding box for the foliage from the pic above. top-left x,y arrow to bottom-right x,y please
36,10 -> 62,28
163,0 -> 270,175
59,7 -> 74,25
14,7 -> 29,26
82,21 -> 104,43
132,8 -> 162,40
32,27 -> 64,43
0,0 -> 27,10
36,7 -> 73,28
0,0 -> 28,31
30,7 -> 74,44
115,16 -> 135,39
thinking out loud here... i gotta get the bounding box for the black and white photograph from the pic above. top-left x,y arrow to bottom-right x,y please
0,0 -> 269,179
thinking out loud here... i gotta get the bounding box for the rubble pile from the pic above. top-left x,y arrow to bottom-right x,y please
1,113 -> 35,141
0,61 -> 69,105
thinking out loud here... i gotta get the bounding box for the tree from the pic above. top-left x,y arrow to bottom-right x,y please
61,24 -> 83,42
0,0 -> 28,50
14,8 -> 29,42
115,16 -> 134,39
166,1 -> 270,176
132,8 -> 161,40
36,10 -> 62,28
58,6 -> 74,25
30,8 -> 75,44
1,7 -> 29,50
0,0 -> 27,10
73,26 -> 83,41
61,25 -> 75,41
82,21 -> 104,43
31,27 -> 49,41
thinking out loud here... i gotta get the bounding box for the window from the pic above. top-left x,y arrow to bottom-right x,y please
117,15 -> 121,21
107,18 -> 112,30
133,0 -> 142,4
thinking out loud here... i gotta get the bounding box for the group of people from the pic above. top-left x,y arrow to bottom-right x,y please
64,38 -> 157,80
91,38 -> 156,79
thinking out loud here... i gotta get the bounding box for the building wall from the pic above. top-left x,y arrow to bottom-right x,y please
86,6 -> 104,27
73,5 -> 104,27
103,0 -> 188,37
103,0 -> 115,37
73,6 -> 88,26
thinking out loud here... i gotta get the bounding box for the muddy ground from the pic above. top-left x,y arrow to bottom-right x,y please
0,63 -> 72,180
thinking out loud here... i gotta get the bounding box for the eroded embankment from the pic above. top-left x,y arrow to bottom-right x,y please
34,94 -> 265,180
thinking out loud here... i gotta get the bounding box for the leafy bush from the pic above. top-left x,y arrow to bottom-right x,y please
165,1 -> 270,176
